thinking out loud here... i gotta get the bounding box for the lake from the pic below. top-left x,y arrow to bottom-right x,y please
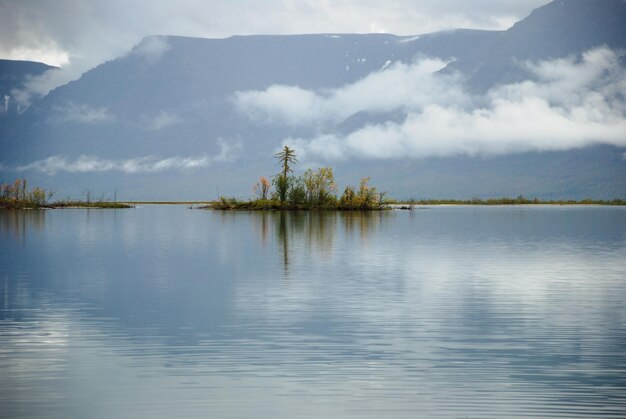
1,205 -> 625,418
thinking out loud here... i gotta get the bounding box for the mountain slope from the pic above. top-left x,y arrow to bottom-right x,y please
0,59 -> 55,117
444,0 -> 626,90
1,0 -> 625,200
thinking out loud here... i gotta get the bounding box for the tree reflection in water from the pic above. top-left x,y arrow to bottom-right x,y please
0,209 -> 46,243
250,210 -> 391,274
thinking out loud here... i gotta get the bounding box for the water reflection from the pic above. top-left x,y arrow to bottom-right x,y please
1,206 -> 625,418
0,209 -> 46,242
248,210 -> 391,274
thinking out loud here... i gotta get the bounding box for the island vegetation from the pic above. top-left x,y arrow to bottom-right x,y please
206,146 -> 389,211
2,158 -> 623,211
1,179 -> 133,209
205,147 -> 626,211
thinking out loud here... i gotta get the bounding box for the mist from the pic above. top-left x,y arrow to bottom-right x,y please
234,47 -> 626,160
14,140 -> 239,175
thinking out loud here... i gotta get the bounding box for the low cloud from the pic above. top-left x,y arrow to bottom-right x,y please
10,68 -> 63,109
286,100 -> 626,160
15,140 -> 239,175
11,37 -> 171,111
130,36 -> 171,64
233,58 -> 457,126
140,110 -> 183,131
49,102 -> 114,124
16,155 -> 211,175
236,47 -> 626,160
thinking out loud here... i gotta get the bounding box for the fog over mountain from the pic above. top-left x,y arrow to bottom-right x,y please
1,0 -> 625,200
0,60 -> 55,118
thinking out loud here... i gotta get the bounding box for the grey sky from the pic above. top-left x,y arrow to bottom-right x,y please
1,0 -> 549,67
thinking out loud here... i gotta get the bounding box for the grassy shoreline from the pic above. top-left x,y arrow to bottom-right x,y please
6,146 -> 624,210
48,201 -> 134,209
1,179 -> 135,209
199,197 -> 626,210
3,199 -> 625,210
1,201 -> 134,210
392,198 -> 626,207
200,196 -> 390,211
2,179 -> 624,210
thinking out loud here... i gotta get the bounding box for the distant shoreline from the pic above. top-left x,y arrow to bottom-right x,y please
4,168 -> 624,211
389,198 -> 626,207
125,199 -> 626,207
3,201 -> 626,210
189,198 -> 626,210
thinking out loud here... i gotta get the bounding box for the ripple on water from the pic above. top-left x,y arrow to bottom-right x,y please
1,206 -> 625,418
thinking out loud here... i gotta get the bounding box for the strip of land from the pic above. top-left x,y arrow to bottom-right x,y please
392,198 -> 626,207
2,178 -> 624,210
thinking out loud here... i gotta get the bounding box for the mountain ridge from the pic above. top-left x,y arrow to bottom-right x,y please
0,59 -> 56,119
1,0 -> 625,200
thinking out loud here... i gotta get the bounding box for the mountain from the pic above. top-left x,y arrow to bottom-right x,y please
0,59 -> 55,117
444,0 -> 626,90
1,0 -> 625,200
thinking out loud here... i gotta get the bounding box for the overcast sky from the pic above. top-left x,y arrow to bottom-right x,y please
1,0 -> 549,68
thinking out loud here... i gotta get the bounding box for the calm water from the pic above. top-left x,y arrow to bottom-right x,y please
1,205 -> 625,418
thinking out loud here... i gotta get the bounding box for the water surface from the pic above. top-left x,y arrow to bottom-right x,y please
1,205 -> 625,418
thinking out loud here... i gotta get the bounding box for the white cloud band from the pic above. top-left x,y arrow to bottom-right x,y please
233,58 -> 456,126
16,155 -> 211,175
235,47 -> 626,160
14,141 -> 239,175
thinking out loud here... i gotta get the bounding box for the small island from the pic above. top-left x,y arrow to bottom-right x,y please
202,147 -> 626,211
204,146 -> 389,211
0,179 -> 133,209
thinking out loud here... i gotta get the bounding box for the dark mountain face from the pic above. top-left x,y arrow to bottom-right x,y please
444,0 -> 626,90
1,0 -> 625,200
0,60 -> 55,118
508,0 -> 626,54
3,32 -> 486,161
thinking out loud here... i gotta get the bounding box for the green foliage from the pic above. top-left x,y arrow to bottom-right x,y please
303,167 -> 337,208
31,187 -> 50,206
272,174 -> 291,204
1,179 -> 54,209
272,146 -> 298,204
222,146 -> 616,211
339,177 -> 386,210
212,196 -> 240,210
209,147 -> 391,211
208,196 -> 282,210
340,186 -> 356,207
288,176 -> 307,207
1,178 -> 132,209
